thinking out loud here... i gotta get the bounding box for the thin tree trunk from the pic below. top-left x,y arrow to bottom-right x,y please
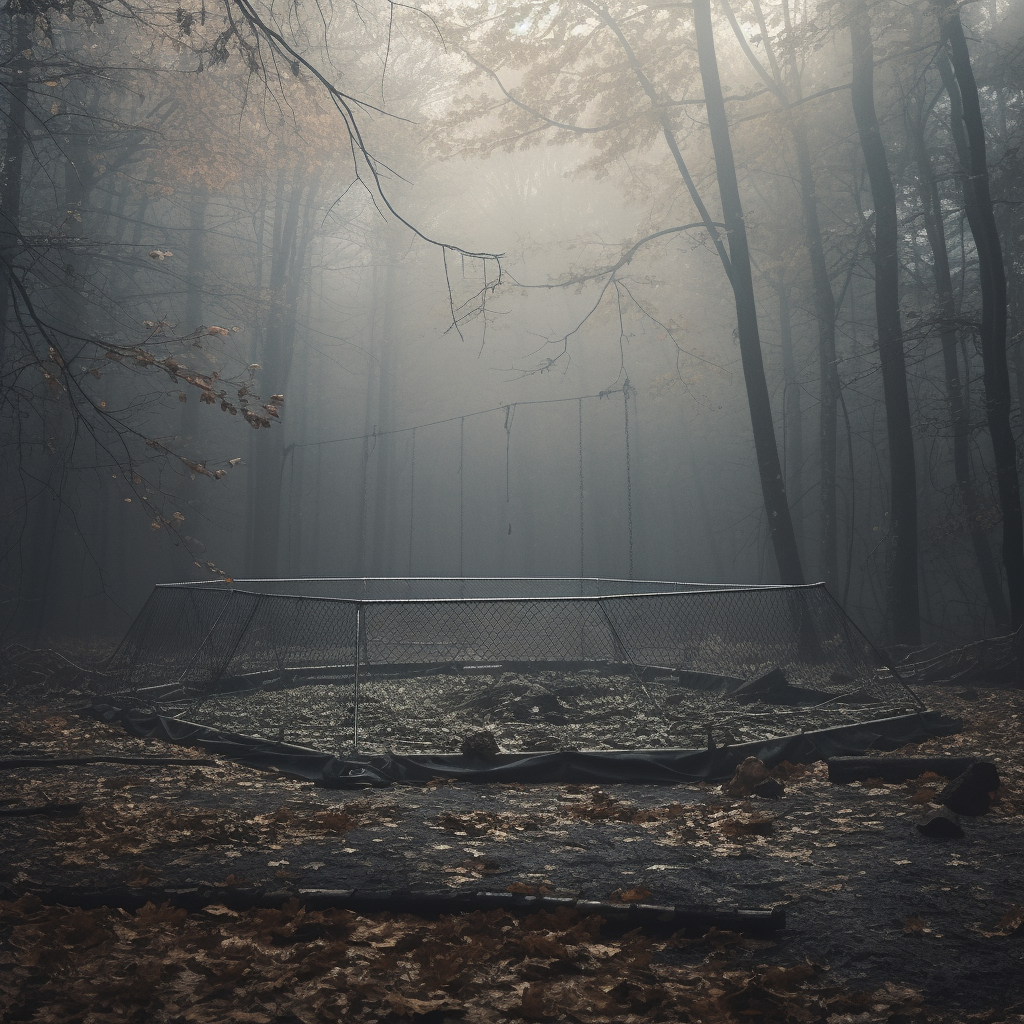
794,121 -> 840,592
909,98 -> 1009,627
250,174 -> 304,577
0,4 -> 30,367
775,280 -> 803,557
726,0 -> 838,589
370,259 -> 397,575
849,3 -> 920,644
181,188 -> 207,440
243,184 -> 268,572
693,0 -> 804,585
938,5 -> 1024,628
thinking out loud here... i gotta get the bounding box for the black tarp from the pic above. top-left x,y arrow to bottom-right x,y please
88,704 -> 961,788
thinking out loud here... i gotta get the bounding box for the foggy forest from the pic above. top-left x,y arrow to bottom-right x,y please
2,0 -> 1024,648
4,4 -> 1024,1021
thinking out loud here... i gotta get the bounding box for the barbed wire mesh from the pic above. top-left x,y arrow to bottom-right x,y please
100,578 -> 922,756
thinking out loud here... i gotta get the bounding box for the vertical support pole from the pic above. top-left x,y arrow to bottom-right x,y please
578,398 -> 585,592
622,381 -> 634,582
353,604 -> 362,753
459,416 -> 465,580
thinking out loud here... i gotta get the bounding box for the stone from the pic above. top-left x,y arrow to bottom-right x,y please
939,762 -> 999,816
722,756 -> 769,797
460,730 -> 501,761
917,807 -> 964,839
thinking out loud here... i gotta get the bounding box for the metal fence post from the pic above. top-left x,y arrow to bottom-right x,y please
353,604 -> 362,753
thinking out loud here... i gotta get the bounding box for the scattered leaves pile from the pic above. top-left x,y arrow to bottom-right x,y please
0,898 -> 949,1024
561,788 -> 687,824
184,669 -> 914,756
436,810 -> 551,838
2,657 -> 1023,1021
41,801 -> 389,867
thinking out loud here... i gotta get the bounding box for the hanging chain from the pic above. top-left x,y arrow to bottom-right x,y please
578,398 -> 585,582
623,380 -> 634,580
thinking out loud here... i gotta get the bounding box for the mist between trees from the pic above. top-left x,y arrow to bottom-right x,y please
1,0 -> 1022,648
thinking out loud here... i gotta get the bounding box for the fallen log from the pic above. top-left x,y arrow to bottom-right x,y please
827,756 -> 987,785
0,802 -> 83,818
0,756 -> 219,771
7,885 -> 785,937
895,627 -> 1024,686
298,890 -> 784,935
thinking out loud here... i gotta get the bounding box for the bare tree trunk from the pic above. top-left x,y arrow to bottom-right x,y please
908,97 -> 1009,627
724,0 -> 838,589
370,259 -> 397,575
250,173 -> 304,577
775,279 -> 804,557
938,5 -> 1024,628
849,3 -> 920,644
356,280 -> 379,578
585,0 -> 801,583
693,0 -> 804,585
181,188 -> 207,441
794,122 -> 839,591
0,4 -> 30,367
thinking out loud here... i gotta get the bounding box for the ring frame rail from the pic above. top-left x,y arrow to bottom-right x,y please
101,577 -> 924,758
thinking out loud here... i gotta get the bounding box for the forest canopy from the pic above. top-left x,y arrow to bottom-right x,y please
1,0 -> 1023,648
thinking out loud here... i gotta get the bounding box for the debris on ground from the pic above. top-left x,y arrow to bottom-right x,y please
0,647 -> 1022,1019
461,729 -> 502,760
938,761 -> 1000,816
916,807 -> 964,839
0,897 -> 951,1024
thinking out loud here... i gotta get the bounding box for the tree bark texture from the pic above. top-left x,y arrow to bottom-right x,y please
693,0 -> 804,586
849,4 -> 920,644
938,5 -> 1024,628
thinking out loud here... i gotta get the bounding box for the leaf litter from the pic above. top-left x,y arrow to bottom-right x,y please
0,897 -> 965,1023
2,651 -> 1024,1021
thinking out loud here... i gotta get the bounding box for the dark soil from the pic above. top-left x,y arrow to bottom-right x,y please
1,646 -> 1022,1022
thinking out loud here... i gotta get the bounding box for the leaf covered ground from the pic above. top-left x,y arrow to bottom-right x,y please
1,652 -> 1022,1023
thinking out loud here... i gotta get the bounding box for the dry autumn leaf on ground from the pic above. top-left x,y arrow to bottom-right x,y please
2,658 -> 1023,1022
0,898 -> 951,1024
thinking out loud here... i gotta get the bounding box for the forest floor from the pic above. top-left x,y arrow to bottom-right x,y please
0,648 -> 1022,1023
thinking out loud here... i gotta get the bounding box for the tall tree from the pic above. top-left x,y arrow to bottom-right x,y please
722,0 -> 838,590
906,79 -> 1008,627
692,0 -> 804,584
249,168 -> 312,578
459,0 -> 807,585
849,0 -> 919,644
937,2 -> 1024,629
0,2 -> 30,366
